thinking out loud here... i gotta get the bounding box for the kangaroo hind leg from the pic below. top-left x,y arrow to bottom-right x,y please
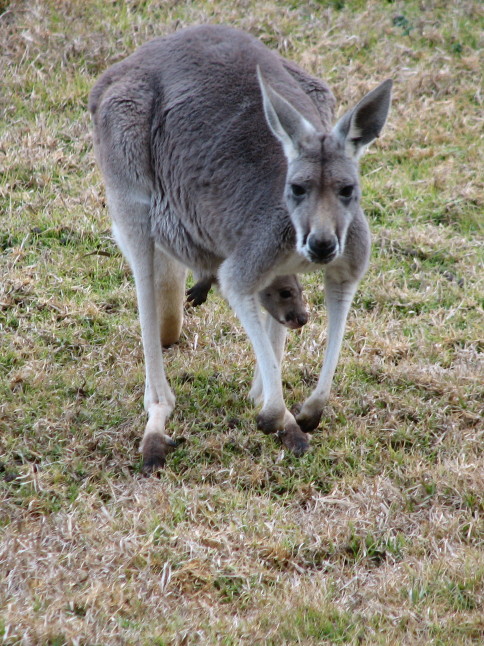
110,196 -> 177,473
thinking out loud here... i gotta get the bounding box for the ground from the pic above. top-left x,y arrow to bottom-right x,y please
0,0 -> 483,644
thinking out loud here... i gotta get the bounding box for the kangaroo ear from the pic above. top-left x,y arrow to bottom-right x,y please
333,79 -> 393,160
257,66 -> 318,162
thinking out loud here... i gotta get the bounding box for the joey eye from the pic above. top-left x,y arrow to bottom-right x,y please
279,290 -> 293,299
338,184 -> 355,200
290,183 -> 307,199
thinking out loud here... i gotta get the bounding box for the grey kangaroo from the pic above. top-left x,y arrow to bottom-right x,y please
89,25 -> 392,472
187,274 -> 309,330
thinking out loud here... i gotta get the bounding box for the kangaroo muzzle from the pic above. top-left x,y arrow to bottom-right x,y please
306,232 -> 339,264
284,309 -> 309,329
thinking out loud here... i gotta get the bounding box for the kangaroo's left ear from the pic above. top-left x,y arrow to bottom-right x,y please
257,66 -> 319,162
333,79 -> 393,160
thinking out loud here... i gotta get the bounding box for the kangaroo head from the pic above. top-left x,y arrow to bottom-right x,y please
258,69 -> 392,264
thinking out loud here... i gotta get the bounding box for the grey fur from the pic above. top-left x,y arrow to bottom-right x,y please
89,25 -> 392,471
89,26 -> 334,287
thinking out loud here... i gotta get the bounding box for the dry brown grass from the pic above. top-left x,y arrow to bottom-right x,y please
1,0 -> 483,644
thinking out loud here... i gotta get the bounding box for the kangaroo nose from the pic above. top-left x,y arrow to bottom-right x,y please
296,311 -> 309,326
307,233 -> 338,263
285,310 -> 309,329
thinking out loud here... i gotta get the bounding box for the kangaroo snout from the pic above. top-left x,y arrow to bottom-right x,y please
284,309 -> 309,329
306,232 -> 338,264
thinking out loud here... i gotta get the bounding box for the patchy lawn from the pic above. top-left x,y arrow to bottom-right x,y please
1,0 -> 482,644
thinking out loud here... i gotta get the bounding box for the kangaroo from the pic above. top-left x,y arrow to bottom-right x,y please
187,274 -> 309,330
89,25 -> 392,472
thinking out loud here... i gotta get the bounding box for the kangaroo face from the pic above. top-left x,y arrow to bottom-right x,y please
258,69 -> 392,267
285,134 -> 360,265
259,274 -> 308,329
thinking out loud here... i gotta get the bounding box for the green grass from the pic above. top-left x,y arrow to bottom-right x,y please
1,0 -> 483,644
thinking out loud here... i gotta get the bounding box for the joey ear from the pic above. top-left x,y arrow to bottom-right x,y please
333,79 -> 393,160
257,66 -> 318,162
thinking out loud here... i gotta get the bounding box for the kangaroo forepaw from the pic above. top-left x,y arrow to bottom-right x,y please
277,420 -> 310,456
141,433 -> 177,475
256,409 -> 285,435
294,404 -> 323,434
186,284 -> 210,307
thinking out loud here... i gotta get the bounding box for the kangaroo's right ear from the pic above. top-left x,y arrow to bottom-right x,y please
333,79 -> 393,160
257,66 -> 318,162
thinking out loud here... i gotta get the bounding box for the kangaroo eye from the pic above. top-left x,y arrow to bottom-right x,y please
290,184 -> 307,198
338,184 -> 354,199
279,290 -> 293,299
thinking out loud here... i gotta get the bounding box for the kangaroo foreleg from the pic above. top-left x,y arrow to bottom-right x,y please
296,275 -> 358,433
220,273 -> 308,456
249,313 -> 287,407
224,290 -> 286,431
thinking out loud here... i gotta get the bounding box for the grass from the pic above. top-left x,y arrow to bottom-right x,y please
1,0 -> 483,643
